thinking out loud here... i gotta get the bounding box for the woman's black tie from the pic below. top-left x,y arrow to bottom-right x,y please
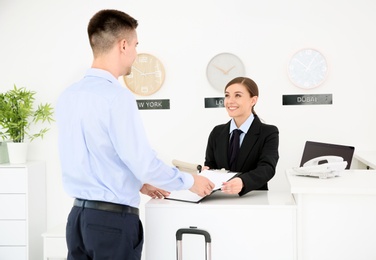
228,129 -> 243,171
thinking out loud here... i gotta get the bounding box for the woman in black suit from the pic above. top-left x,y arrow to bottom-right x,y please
204,77 -> 279,196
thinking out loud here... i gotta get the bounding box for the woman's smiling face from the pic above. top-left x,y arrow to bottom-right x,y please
224,83 -> 258,127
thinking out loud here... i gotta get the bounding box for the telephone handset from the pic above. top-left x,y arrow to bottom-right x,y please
303,155 -> 345,167
293,156 -> 348,179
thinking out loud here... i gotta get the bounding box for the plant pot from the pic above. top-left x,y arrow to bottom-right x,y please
0,142 -> 9,164
7,142 -> 28,164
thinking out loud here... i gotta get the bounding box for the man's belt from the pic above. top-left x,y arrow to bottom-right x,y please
74,198 -> 139,215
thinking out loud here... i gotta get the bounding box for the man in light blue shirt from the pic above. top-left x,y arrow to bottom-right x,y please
56,9 -> 214,260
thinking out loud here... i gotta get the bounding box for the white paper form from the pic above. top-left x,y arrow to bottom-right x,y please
165,169 -> 239,203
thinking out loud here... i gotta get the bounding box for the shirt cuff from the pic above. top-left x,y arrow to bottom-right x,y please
180,171 -> 195,190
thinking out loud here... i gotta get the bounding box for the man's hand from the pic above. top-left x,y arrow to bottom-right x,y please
140,184 -> 170,199
189,174 -> 215,197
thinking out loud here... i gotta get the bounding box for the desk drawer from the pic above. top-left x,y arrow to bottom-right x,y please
0,169 -> 27,193
0,194 -> 26,219
0,220 -> 26,245
0,246 -> 26,260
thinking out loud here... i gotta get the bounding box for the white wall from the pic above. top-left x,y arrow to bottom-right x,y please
1,0 -> 376,230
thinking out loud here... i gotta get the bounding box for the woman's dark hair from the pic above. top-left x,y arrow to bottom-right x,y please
225,77 -> 259,115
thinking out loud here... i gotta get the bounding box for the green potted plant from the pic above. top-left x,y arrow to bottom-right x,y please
0,85 -> 54,163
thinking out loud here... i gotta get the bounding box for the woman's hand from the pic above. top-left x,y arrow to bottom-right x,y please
221,177 -> 243,194
140,184 -> 170,199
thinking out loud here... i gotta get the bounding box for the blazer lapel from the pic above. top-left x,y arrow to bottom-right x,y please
236,116 -> 261,170
217,121 -> 231,169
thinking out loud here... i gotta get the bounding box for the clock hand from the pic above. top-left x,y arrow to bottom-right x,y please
213,64 -> 227,74
224,65 -> 235,74
144,71 -> 158,75
294,59 -> 308,69
305,53 -> 318,71
132,67 -> 145,75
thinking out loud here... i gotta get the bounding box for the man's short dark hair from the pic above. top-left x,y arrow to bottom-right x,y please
87,9 -> 138,54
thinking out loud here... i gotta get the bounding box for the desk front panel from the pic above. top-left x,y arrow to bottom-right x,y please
287,169 -> 376,260
145,191 -> 296,260
294,193 -> 376,260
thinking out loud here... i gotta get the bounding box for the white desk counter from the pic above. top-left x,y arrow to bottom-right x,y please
286,169 -> 376,260
287,169 -> 376,195
354,151 -> 376,169
145,191 -> 296,260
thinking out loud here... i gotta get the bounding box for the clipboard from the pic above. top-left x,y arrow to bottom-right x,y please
165,169 -> 240,203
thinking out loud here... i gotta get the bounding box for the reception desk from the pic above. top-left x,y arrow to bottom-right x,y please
286,169 -> 376,260
42,223 -> 67,260
145,191 -> 296,260
353,151 -> 376,169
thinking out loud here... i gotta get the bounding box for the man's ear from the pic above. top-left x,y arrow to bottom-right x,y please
120,39 -> 127,51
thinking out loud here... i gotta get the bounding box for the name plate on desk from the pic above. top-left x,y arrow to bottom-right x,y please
137,99 -> 170,110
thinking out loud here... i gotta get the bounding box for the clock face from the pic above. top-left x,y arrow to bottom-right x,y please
123,53 -> 165,96
206,53 -> 245,91
288,48 -> 328,89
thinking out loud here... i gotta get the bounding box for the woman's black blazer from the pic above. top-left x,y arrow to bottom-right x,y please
204,115 -> 279,196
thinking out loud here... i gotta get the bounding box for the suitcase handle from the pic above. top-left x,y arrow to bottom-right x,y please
176,227 -> 211,243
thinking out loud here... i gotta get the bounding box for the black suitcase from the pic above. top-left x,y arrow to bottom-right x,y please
176,227 -> 211,260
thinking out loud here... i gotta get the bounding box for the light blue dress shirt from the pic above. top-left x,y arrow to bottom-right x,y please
229,114 -> 255,146
56,68 -> 193,208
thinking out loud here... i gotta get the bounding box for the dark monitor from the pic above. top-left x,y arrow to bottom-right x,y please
300,141 -> 355,169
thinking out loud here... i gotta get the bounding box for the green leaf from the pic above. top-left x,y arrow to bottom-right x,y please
0,84 -> 54,142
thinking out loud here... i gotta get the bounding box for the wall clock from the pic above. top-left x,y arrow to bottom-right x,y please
288,48 -> 328,89
206,52 -> 245,91
123,53 -> 165,96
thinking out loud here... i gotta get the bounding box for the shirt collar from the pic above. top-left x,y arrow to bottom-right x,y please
85,68 -> 119,85
229,114 -> 255,134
